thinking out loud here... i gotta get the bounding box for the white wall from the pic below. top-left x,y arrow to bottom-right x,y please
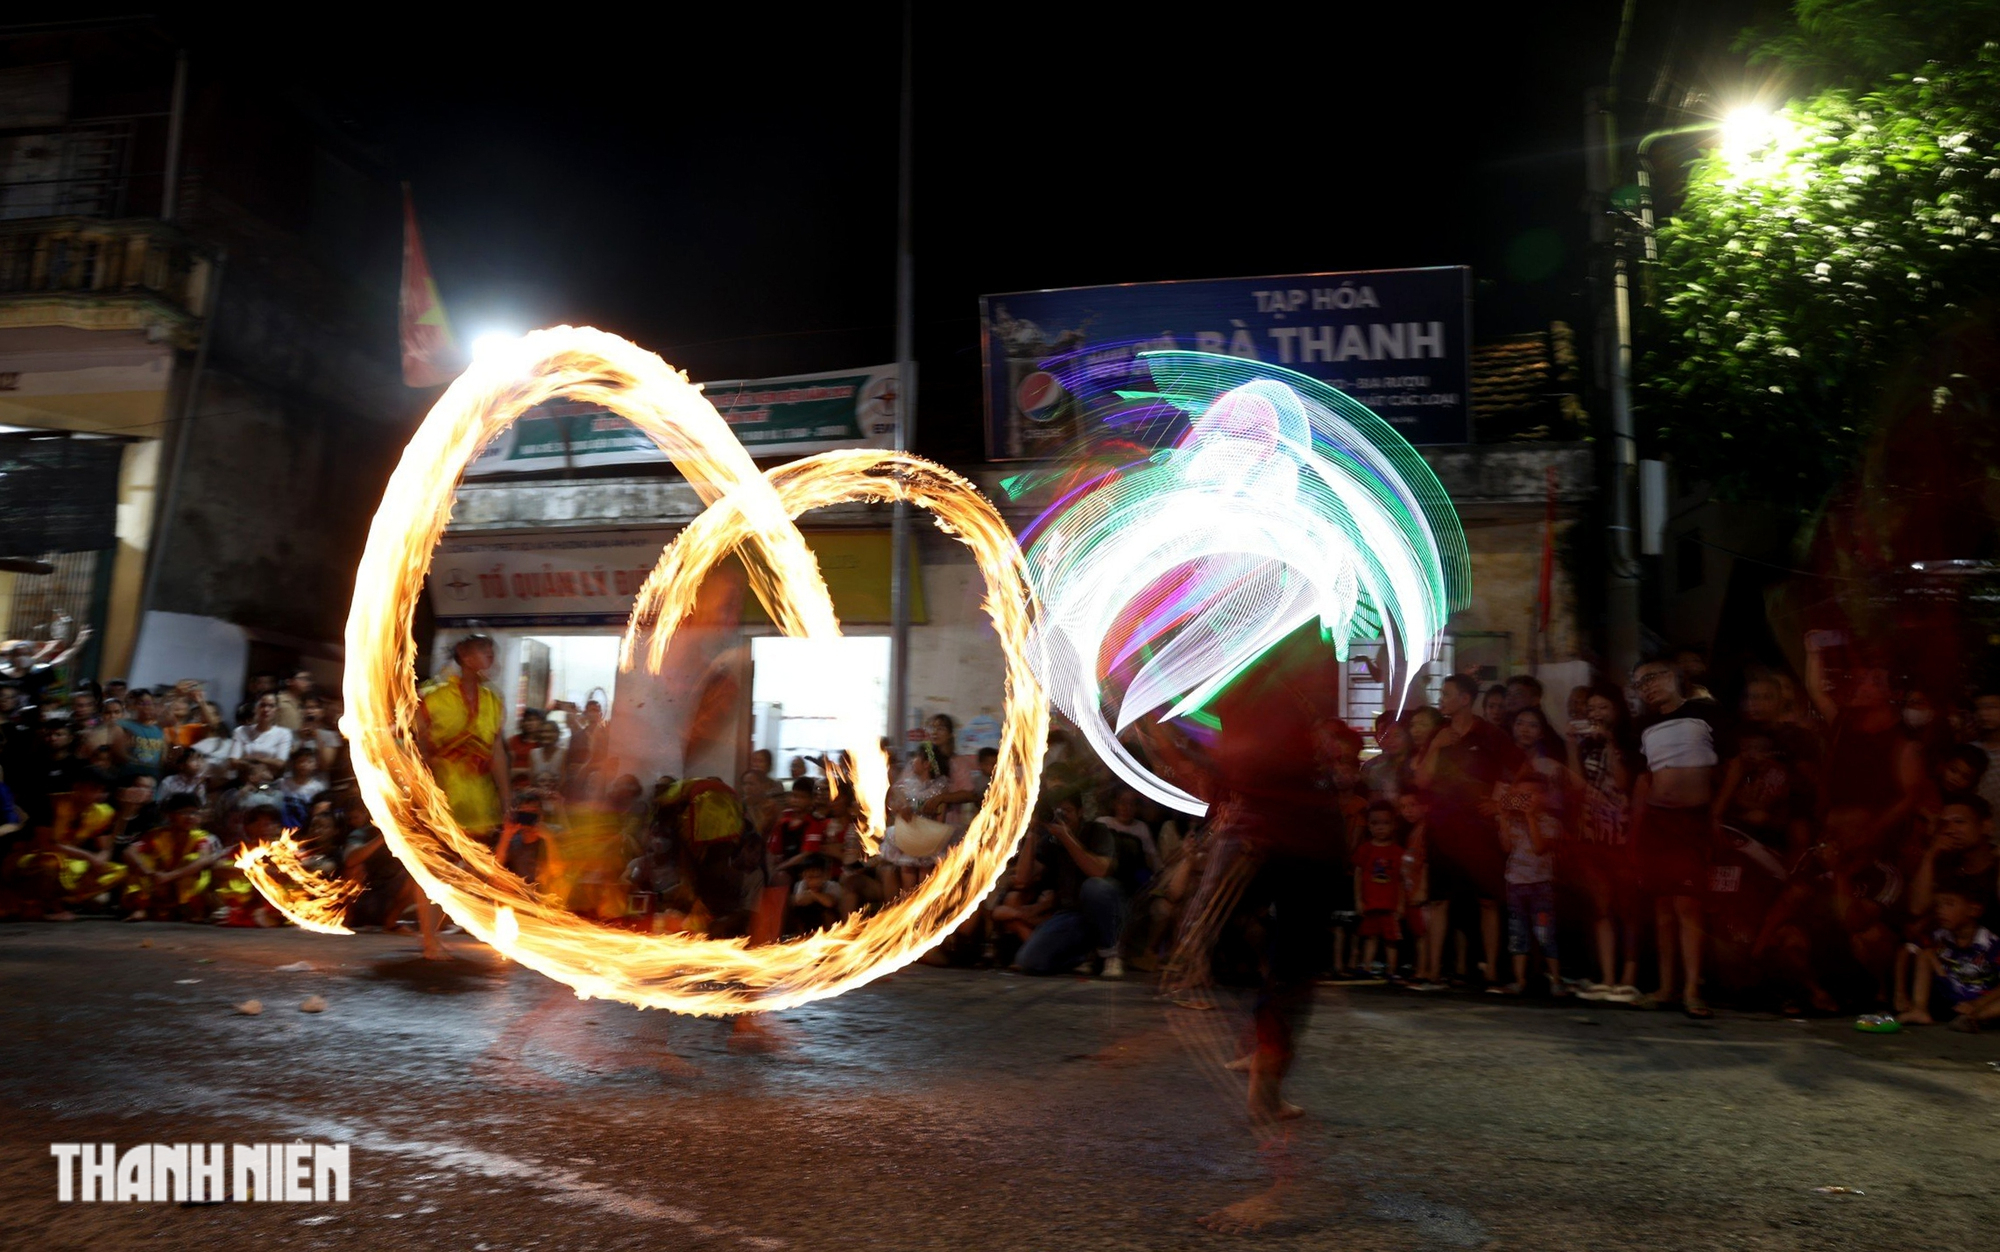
128,611 -> 248,718
902,562 -> 1009,746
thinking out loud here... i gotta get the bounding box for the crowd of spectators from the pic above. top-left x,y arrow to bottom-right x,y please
5,633 -> 1999,1032
1033,637 -> 2000,1030
0,661 -> 346,924
0,659 -> 640,933
789,637 -> 2000,1032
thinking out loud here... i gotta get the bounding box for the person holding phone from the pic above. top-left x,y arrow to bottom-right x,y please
1014,794 -> 1123,977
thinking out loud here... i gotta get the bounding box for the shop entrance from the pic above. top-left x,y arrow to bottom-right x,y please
514,633 -> 623,717
749,635 -> 890,776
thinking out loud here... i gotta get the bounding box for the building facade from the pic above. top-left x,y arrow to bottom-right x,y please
0,23 -> 409,713
429,435 -> 1591,787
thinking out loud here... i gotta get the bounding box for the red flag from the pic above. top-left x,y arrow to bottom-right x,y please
399,185 -> 462,388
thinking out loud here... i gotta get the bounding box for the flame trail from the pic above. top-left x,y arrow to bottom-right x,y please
235,830 -> 362,935
337,326 -> 1047,1015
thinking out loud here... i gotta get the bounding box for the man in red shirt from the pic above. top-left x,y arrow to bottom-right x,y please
1159,623 -> 1347,1236
1168,624 -> 1346,1114
1415,673 -> 1522,987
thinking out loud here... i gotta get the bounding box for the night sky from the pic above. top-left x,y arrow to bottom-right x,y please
160,4 -> 1769,459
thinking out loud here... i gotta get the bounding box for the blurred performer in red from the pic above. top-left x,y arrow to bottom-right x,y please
1155,622 -> 1348,1232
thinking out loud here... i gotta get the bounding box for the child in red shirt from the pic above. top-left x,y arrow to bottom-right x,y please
1351,800 -> 1405,974
766,779 -> 827,869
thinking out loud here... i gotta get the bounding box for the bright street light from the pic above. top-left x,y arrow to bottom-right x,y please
469,330 -> 518,361
1718,104 -> 1794,165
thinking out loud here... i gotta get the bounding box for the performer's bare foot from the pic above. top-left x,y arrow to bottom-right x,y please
1197,1182 -> 1290,1234
727,1015 -> 783,1053
417,898 -> 449,959
1224,1051 -> 1253,1072
1247,1055 -> 1304,1122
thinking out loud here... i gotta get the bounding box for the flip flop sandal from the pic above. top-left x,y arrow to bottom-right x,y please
1683,999 -> 1715,1019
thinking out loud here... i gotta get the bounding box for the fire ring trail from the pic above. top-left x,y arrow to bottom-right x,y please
339,326 -> 1048,1016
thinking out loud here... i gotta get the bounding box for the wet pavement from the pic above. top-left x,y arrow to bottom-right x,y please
1,922 -> 1996,1251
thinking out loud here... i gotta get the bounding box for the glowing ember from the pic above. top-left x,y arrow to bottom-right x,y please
235,830 -> 362,935
341,326 -> 1048,1015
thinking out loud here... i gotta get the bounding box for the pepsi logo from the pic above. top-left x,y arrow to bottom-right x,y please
1016,371 -> 1067,424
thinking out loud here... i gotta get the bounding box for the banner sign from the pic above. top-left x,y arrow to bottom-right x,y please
430,530 -> 673,627
980,267 -> 1471,459
466,364 -> 900,475
429,529 -> 923,627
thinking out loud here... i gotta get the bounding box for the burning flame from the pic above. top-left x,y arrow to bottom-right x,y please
338,326 -> 1048,1015
494,905 -> 519,953
235,829 -> 362,935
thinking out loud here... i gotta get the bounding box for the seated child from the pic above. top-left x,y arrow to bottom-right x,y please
788,853 -> 839,934
17,772 -> 125,921
121,793 -> 228,922
1899,880 -> 2000,1031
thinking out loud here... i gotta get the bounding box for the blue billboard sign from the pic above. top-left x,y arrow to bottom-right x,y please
981,266 -> 1471,458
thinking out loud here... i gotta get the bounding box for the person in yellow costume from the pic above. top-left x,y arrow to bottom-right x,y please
16,773 -> 126,920
413,633 -> 512,959
120,793 -> 228,921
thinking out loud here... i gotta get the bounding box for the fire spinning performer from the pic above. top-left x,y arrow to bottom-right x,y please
1020,356 -> 1466,1232
1157,622 -> 1348,1233
413,633 -> 512,959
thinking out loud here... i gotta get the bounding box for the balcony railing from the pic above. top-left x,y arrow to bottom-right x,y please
0,216 -> 212,342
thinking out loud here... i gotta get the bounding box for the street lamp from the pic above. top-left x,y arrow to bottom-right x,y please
1718,105 -> 1781,160
470,331 -> 518,361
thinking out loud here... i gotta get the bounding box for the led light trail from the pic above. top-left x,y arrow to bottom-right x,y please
1022,352 -> 1468,816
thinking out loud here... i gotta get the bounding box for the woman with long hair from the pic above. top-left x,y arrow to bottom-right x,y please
917,713 -> 982,826
1399,707 -> 1445,795
880,740 -> 950,899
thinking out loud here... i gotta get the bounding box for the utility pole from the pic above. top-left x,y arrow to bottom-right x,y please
160,49 -> 187,221
887,0 -> 916,752
1592,0 -> 1643,679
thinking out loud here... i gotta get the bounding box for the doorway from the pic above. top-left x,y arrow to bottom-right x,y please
518,633 -> 623,716
749,635 -> 890,776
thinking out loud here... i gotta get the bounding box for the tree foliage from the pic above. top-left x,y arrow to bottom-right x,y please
1642,1 -> 2000,520
1743,0 -> 2000,85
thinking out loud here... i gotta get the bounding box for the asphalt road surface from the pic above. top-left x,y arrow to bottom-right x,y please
1,923 -> 1995,1251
